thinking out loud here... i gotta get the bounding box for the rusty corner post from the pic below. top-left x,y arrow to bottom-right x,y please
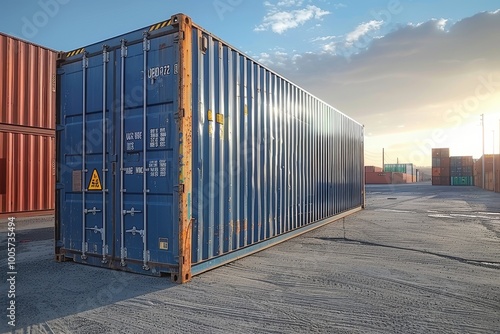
55,52 -> 65,262
361,125 -> 366,209
174,14 -> 193,283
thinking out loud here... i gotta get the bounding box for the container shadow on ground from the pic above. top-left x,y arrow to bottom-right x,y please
1,183 -> 500,333
0,229 -> 175,332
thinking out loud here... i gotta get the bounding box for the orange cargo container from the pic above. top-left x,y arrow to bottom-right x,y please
474,155 -> 500,192
0,132 -> 55,215
365,166 -> 383,173
392,172 -> 405,184
0,33 -> 56,130
365,172 -> 411,184
402,172 -> 414,183
0,33 -> 57,216
365,172 -> 392,184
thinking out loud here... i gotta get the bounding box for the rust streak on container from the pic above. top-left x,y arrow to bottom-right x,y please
177,14 -> 194,283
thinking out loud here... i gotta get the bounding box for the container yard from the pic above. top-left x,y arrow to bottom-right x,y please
474,154 -> 500,192
0,33 -> 57,217
365,166 -> 414,184
383,163 -> 414,177
55,14 -> 364,282
4,183 -> 500,333
2,4 -> 500,333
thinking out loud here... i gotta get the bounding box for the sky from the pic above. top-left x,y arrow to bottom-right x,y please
2,0 -> 500,167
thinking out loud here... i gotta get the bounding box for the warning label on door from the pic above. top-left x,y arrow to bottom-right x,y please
87,169 -> 103,191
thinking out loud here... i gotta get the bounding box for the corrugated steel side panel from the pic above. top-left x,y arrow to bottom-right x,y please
0,131 -> 55,214
0,33 -> 57,130
190,24 -> 364,270
473,155 -> 500,191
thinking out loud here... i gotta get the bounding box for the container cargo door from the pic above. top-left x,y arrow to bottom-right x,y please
58,26 -> 181,275
116,35 -> 179,272
57,48 -> 112,265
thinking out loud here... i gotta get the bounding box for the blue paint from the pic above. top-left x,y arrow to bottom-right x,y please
56,15 -> 364,279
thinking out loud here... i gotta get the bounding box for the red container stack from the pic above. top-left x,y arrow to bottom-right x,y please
0,33 -> 57,217
432,148 -> 450,185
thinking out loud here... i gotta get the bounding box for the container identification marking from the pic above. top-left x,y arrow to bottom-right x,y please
126,132 -> 142,151
148,65 -> 170,79
148,63 -> 177,79
149,160 -> 159,177
159,160 -> 167,177
149,128 -> 167,148
87,169 -> 103,191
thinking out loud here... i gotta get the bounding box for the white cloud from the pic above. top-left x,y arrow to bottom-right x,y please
258,11 -> 500,166
258,50 -> 291,67
311,35 -> 339,53
255,4 -> 330,34
276,0 -> 304,7
322,42 -> 337,53
436,18 -> 448,31
311,35 -> 337,42
410,18 -> 449,31
345,20 -> 383,46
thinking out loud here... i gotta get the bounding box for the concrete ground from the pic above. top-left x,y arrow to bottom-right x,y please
1,182 -> 499,334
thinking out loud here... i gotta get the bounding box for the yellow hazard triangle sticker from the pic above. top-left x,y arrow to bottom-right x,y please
87,169 -> 103,191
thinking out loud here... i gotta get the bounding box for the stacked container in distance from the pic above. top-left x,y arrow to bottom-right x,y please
450,156 -> 474,186
432,148 -> 450,185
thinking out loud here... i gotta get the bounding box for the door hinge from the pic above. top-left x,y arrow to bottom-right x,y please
82,55 -> 88,69
143,35 -> 150,51
174,184 -> 185,193
174,109 -> 185,120
102,47 -> 109,63
121,41 -> 128,58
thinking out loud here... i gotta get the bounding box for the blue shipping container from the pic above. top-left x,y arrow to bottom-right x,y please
55,14 -> 365,283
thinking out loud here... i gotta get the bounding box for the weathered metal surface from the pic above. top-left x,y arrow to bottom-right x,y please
0,131 -> 55,214
56,14 -> 364,281
0,33 -> 57,216
474,154 -> 500,191
177,14 -> 194,283
0,33 -> 57,130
